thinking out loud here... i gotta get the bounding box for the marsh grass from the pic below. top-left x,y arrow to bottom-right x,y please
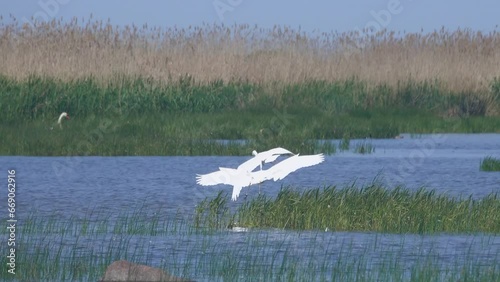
16,210 -> 194,238
0,116 -> 339,156
5,99 -> 498,156
2,75 -> 499,123
480,156 -> 500,171
1,205 -> 499,281
0,22 -> 499,156
354,141 -> 375,154
1,75 -> 499,156
339,134 -> 351,151
196,185 -> 500,234
194,191 -> 232,229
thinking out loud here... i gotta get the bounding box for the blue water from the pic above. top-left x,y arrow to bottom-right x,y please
0,133 -> 499,280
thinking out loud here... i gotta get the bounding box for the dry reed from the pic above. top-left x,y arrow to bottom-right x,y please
1,16 -> 499,93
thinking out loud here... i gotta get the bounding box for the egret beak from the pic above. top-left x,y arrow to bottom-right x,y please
66,115 -> 70,120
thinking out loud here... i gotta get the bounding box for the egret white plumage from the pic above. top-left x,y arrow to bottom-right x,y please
57,112 -> 70,129
196,152 -> 324,201
195,147 -> 293,198
248,147 -> 294,171
250,147 -> 294,193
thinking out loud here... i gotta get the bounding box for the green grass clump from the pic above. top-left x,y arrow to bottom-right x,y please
480,156 -> 500,171
1,205 -> 499,281
196,185 -> 500,234
353,141 -> 375,154
339,134 -> 350,151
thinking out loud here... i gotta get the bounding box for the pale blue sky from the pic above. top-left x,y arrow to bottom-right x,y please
2,0 -> 499,33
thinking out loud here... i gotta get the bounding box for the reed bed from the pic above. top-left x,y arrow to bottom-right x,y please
339,134 -> 351,151
480,156 -> 500,171
196,185 -> 500,234
1,17 -> 499,94
12,209 -> 198,238
1,75 -> 498,123
0,116 -> 337,156
1,75 -> 499,156
1,20 -> 499,156
354,141 -> 375,154
1,205 -> 498,281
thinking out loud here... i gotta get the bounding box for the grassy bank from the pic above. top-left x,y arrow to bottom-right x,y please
195,185 -> 500,234
1,76 -> 499,155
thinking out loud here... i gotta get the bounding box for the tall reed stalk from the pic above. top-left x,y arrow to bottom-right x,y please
1,17 -> 499,95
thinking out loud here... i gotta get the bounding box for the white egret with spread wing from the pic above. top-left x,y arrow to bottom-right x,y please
196,147 -> 293,199
196,151 -> 324,201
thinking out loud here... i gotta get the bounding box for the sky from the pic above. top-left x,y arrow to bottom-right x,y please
1,0 -> 499,34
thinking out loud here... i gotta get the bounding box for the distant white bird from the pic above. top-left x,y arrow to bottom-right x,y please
196,153 -> 324,201
57,112 -> 70,129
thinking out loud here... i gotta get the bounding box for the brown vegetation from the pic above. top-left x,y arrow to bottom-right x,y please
1,16 -> 499,92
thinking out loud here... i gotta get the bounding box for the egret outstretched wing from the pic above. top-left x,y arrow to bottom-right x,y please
267,154 -> 324,181
195,147 -> 321,202
196,168 -> 237,186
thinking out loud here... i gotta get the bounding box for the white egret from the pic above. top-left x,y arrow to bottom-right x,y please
196,147 -> 293,199
196,153 -> 324,201
57,112 -> 70,129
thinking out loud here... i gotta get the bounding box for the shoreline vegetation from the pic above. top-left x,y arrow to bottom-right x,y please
196,185 -> 500,234
1,19 -> 499,156
1,75 -> 498,156
1,184 -> 499,280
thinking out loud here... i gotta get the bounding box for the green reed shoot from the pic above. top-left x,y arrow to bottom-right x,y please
231,185 -> 500,233
480,156 -> 500,171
